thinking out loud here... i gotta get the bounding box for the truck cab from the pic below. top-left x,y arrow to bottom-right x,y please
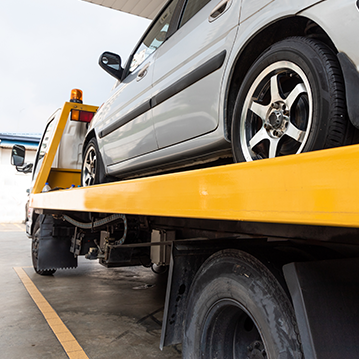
11,89 -> 97,237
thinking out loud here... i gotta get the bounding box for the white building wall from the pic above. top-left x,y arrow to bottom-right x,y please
0,146 -> 36,223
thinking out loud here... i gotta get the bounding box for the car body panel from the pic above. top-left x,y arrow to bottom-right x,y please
300,0 -> 359,70
101,110 -> 157,165
106,126 -> 231,178
240,0 -> 274,23
98,56 -> 157,166
151,0 -> 240,148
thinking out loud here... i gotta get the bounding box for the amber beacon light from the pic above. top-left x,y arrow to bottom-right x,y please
70,89 -> 95,123
70,89 -> 83,103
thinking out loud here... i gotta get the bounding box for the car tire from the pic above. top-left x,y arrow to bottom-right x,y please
232,36 -> 355,161
32,216 -> 56,276
82,138 -> 102,186
182,249 -> 302,359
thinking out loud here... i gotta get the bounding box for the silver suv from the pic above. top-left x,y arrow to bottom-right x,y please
82,0 -> 359,185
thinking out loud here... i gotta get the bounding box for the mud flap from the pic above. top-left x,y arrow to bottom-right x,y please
37,215 -> 77,271
284,258 -> 359,359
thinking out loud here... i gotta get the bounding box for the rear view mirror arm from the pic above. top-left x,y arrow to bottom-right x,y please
16,163 -> 33,174
99,51 -> 124,81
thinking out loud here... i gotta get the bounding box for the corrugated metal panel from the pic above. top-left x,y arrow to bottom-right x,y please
0,133 -> 41,143
0,140 -> 38,149
82,0 -> 166,19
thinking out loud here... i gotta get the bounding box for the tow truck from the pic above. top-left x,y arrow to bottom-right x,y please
12,90 -> 359,359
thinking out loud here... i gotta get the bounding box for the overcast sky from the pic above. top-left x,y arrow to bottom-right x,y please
0,0 -> 150,134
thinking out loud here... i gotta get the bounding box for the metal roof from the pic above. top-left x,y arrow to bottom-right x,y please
0,140 -> 38,149
0,133 -> 40,149
82,0 -> 166,19
0,133 -> 41,143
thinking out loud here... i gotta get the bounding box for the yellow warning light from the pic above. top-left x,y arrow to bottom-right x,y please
70,89 -> 83,103
71,110 -> 80,121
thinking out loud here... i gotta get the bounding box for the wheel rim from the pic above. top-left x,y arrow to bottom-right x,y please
239,61 -> 313,161
200,299 -> 267,359
82,144 -> 97,186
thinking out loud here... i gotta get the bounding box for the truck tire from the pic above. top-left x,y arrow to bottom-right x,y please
182,249 -> 302,359
232,37 -> 354,161
32,216 -> 56,276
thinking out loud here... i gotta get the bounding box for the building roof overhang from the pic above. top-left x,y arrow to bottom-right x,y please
82,0 -> 167,19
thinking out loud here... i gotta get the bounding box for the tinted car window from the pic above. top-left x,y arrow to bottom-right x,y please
129,0 -> 180,72
179,0 -> 212,27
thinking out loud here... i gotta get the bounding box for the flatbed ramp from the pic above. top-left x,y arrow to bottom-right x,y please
31,143 -> 359,228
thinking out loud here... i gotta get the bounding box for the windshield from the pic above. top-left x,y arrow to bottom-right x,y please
32,115 -> 57,183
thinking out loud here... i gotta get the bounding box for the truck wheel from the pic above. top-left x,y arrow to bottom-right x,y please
182,249 -> 302,359
232,37 -> 353,161
32,217 -> 56,276
82,138 -> 101,186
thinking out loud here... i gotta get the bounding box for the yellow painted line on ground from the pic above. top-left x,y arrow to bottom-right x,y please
0,224 -> 25,232
14,267 -> 89,359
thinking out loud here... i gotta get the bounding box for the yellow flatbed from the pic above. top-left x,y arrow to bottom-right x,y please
31,134 -> 359,229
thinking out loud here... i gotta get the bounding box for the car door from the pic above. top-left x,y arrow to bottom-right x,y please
97,0 -> 181,167
151,0 -> 240,149
97,58 -> 156,167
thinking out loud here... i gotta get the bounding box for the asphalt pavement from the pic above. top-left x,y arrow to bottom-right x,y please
0,223 -> 181,359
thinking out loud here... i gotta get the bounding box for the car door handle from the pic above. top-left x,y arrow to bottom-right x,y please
137,63 -> 150,81
209,0 -> 232,22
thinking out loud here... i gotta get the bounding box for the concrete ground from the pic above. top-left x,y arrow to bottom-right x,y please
0,223 -> 182,359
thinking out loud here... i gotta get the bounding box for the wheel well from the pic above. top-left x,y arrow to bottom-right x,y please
82,129 -> 96,159
82,130 -> 116,183
225,16 -> 337,141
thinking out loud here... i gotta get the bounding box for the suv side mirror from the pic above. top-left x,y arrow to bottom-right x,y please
11,144 -> 25,167
99,52 -> 124,81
